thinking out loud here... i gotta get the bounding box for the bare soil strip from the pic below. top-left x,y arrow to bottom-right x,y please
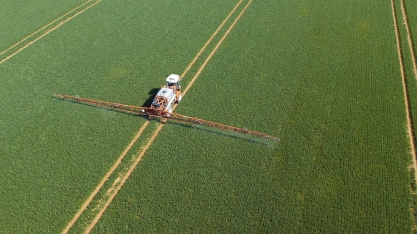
62,1 -> 245,233
0,0 -> 95,57
83,1 -> 254,232
61,120 -> 150,234
391,0 -> 417,184
400,0 -> 417,80
180,0 -> 244,78
0,0 -> 101,65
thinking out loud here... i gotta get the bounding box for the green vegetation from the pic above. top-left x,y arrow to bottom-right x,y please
395,0 -> 417,230
0,0 -> 237,233
94,0 -> 414,233
0,0 -> 86,50
1,0 -> 416,233
404,0 -> 417,48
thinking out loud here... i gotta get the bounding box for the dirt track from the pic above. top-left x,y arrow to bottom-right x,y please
84,123 -> 165,233
0,0 -> 96,57
182,0 -> 253,98
391,0 -> 417,185
61,120 -> 150,234
62,1 -> 249,233
400,0 -> 417,81
82,0 -> 254,232
0,0 -> 101,65
180,0 -> 244,79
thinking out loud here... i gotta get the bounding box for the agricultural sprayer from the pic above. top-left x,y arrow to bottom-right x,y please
54,74 -> 280,141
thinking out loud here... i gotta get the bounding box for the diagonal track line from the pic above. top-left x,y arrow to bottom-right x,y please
0,0 -> 101,65
399,0 -> 417,81
83,0 -> 254,233
61,121 -> 150,234
83,123 -> 165,234
180,0 -> 244,78
391,0 -> 417,185
62,1 -> 245,233
0,0 -> 95,57
181,0 -> 253,98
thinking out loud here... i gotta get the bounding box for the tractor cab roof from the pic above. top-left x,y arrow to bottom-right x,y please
166,74 -> 180,84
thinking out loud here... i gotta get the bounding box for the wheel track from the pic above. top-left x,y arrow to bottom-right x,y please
391,0 -> 417,186
399,0 -> 417,81
83,0 -> 254,232
62,0 -> 246,233
0,0 -> 94,56
180,0 -> 244,78
0,0 -> 101,65
61,121 -> 150,234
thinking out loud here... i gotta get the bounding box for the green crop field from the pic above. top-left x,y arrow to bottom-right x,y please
1,0 -> 417,233
0,0 -> 87,50
92,0 -> 416,233
397,0 -> 417,227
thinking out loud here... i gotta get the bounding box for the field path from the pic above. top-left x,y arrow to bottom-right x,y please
181,0 -> 253,97
0,0 -> 94,56
400,0 -> 417,80
61,1 -> 246,233
61,120 -> 150,234
0,0 -> 101,65
83,0 -> 254,233
391,0 -> 417,184
180,0 -> 244,78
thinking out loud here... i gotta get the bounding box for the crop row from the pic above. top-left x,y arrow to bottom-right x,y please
0,0 -> 239,232
0,0 -> 86,51
93,0 -> 414,233
394,0 -> 417,230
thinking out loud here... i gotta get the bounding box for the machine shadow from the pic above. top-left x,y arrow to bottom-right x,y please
141,88 -> 160,107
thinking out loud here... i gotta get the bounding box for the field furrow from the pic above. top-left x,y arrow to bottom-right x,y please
397,0 -> 417,228
61,1 -> 250,233
61,120 -> 150,234
0,0 -> 101,65
1,0 -> 417,233
80,1 -> 252,232
93,0 -> 414,233
0,0 -> 87,50
0,1 -> 240,232
399,0 -> 417,81
391,0 -> 417,184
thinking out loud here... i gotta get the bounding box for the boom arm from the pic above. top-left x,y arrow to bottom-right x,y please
169,113 -> 280,141
53,94 -> 280,141
53,94 -> 148,116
